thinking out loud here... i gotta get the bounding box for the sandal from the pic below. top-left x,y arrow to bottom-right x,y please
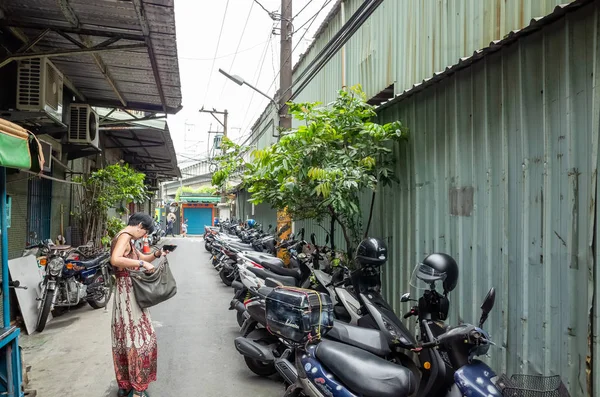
118,389 -> 131,397
128,391 -> 149,397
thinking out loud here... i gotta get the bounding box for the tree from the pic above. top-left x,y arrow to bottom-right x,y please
213,86 -> 408,258
73,162 -> 149,246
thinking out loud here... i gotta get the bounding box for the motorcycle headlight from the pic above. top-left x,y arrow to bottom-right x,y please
47,258 -> 64,276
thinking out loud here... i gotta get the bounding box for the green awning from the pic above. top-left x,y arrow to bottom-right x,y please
0,118 -> 44,172
180,196 -> 221,203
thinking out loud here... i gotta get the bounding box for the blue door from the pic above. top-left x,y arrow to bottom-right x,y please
184,208 -> 212,235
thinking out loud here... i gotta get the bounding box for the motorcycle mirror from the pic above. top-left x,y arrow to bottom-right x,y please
310,233 -> 316,245
400,292 -> 411,302
478,287 -> 496,327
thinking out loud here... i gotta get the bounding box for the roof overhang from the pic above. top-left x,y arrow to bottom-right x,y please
96,108 -> 180,180
0,0 -> 183,114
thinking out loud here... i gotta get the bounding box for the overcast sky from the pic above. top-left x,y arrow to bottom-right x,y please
167,0 -> 336,168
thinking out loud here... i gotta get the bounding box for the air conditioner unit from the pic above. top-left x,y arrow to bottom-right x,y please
68,104 -> 100,149
17,58 -> 64,123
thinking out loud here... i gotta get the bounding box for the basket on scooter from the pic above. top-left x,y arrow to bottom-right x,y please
265,286 -> 333,343
498,374 -> 570,397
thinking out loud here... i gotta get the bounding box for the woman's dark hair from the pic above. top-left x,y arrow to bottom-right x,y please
128,212 -> 154,234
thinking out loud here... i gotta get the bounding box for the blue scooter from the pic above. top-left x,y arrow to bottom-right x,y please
281,287 -> 502,397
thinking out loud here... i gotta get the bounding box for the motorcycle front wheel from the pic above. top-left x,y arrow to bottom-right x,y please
219,266 -> 234,287
35,287 -> 55,333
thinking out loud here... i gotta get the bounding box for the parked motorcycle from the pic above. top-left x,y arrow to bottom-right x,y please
35,247 -> 112,332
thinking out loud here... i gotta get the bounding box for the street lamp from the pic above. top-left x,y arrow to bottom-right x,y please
218,68 -> 276,105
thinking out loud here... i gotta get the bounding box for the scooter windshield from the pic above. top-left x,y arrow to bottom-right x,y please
409,263 -> 447,291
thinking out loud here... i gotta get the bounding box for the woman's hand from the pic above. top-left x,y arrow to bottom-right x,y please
143,262 -> 156,273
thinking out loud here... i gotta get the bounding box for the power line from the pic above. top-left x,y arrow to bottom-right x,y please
239,32 -> 275,135
179,40 -> 269,61
294,0 -> 334,34
264,0 -> 333,95
292,0 -> 315,20
218,0 -> 255,101
253,0 -> 273,17
203,0 -> 231,105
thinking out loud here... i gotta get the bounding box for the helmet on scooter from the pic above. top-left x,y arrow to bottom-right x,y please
247,219 -> 256,228
410,253 -> 458,294
355,237 -> 388,267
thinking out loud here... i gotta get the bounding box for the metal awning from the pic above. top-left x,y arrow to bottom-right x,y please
180,196 -> 221,203
95,108 -> 180,180
0,0 -> 182,114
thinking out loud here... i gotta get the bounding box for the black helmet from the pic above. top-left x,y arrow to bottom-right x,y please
356,237 -> 388,266
410,253 -> 458,294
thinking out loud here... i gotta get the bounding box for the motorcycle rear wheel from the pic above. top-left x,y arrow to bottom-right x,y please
219,266 -> 234,287
243,329 -> 277,377
35,288 -> 55,333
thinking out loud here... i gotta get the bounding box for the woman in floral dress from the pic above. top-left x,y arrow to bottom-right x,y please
110,213 -> 166,397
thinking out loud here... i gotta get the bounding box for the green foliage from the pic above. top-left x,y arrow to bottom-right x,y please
247,85 -> 408,256
73,162 -> 149,246
212,85 -> 408,257
175,185 -> 217,201
211,137 -> 249,192
101,216 -> 126,247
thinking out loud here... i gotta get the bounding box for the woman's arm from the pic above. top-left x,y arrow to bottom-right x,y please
136,249 -> 163,263
110,234 -> 154,271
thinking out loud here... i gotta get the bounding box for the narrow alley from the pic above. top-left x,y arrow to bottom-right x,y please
20,238 -> 284,397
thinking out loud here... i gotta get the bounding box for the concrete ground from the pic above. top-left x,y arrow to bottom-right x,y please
20,237 -> 285,397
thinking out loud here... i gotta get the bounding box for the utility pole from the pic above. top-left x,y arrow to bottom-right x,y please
199,108 -> 228,152
279,0 -> 292,131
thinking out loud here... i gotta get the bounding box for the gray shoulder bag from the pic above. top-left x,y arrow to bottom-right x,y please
129,257 -> 177,309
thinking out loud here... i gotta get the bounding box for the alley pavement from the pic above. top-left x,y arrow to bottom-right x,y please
20,237 -> 285,396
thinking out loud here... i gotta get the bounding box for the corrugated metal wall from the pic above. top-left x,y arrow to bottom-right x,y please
292,0 -> 573,105
372,3 -> 598,395
235,190 -> 277,229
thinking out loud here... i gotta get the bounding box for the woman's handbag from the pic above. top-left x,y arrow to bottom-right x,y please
129,257 -> 177,309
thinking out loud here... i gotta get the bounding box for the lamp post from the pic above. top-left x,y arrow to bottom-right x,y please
218,68 -> 276,105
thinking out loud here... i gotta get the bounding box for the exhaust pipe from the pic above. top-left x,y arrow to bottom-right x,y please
234,337 -> 274,362
232,300 -> 246,314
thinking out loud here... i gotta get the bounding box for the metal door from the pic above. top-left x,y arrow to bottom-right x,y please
27,176 -> 52,241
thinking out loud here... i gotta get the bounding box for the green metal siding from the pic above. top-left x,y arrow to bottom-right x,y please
372,3 -> 598,394
292,0 -> 573,104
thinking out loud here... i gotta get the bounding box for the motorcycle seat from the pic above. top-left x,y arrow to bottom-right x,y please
227,242 -> 254,251
327,321 -> 391,357
49,244 -> 71,250
75,253 -> 110,269
315,340 -> 416,397
244,254 -> 301,279
246,267 -> 296,286
257,286 -> 274,298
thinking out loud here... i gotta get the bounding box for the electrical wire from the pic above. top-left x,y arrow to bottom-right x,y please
263,0 -> 334,96
253,0 -> 273,17
179,40 -> 269,61
287,0 -> 384,101
202,0 -> 231,105
292,0 -> 315,20
218,0 -> 255,101
238,32 -> 275,136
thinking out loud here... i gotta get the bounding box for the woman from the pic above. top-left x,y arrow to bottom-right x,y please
110,213 -> 167,397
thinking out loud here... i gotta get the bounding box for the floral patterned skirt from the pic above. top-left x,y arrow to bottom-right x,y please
112,276 -> 157,391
